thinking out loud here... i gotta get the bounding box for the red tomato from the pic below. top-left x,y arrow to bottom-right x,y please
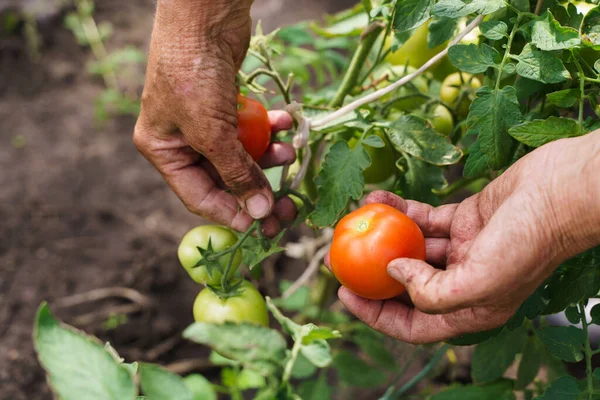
237,94 -> 271,161
329,203 -> 426,300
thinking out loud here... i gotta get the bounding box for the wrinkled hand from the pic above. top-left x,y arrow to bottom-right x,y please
327,132 -> 600,344
134,0 -> 296,235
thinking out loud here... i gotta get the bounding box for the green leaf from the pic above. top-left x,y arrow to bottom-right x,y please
394,0 -> 433,32
291,353 -> 318,379
530,11 -> 581,51
241,230 -> 286,269
385,116 -> 463,166
537,326 -> 585,363
547,88 -> 581,108
448,43 -> 500,73
33,303 -> 137,400
448,327 -> 503,346
509,117 -> 580,147
395,155 -> 447,205
431,380 -> 515,400
516,336 -> 543,390
237,368 -> 267,390
595,58 -> 600,73
431,0 -> 506,18
428,16 -> 458,48
301,340 -> 334,368
463,139 -> 491,178
363,134 -> 385,148
533,376 -> 581,400
139,363 -> 197,400
471,325 -> 527,383
564,306 -> 581,324
333,350 -> 385,388
273,280 -> 310,311
581,7 -> 600,48
309,141 -> 370,227
183,322 -> 287,375
354,333 -> 397,370
182,375 -> 217,400
505,285 -> 549,331
513,44 -> 571,84
480,20 -> 508,40
298,374 -> 332,400
593,367 -> 600,383
591,303 -> 600,325
467,86 -> 522,169
543,246 -> 600,315
312,13 -> 368,37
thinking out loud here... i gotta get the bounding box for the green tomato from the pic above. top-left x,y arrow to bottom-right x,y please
178,225 -> 242,286
440,72 -> 482,118
386,20 -> 446,69
193,280 -> 269,326
349,131 -> 396,184
372,65 -> 430,112
429,104 -> 454,136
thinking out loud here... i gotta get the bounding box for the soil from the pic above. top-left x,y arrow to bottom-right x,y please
0,1 -> 357,399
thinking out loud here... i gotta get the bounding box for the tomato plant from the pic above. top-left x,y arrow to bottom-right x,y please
329,203 -> 426,300
193,280 -> 269,327
440,72 -> 482,117
178,225 -> 242,286
237,94 -> 271,161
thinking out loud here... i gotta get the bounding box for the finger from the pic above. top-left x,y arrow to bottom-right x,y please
324,252 -> 331,270
387,258 -> 475,314
425,238 -> 450,266
338,288 -> 504,344
366,191 -> 457,238
273,196 -> 297,222
268,110 -> 294,132
180,107 -> 275,220
259,143 -> 296,169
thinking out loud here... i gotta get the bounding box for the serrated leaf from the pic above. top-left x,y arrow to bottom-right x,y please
533,376 -> 581,400
363,134 -> 385,148
542,246 -> 600,315
463,139 -> 491,178
581,7 -> 600,48
302,326 -> 342,344
396,155 -> 447,205
33,303 -> 137,400
241,231 -> 286,269
301,340 -> 333,368
309,141 -> 370,227
354,334 -> 397,369
298,374 -> 332,400
431,0 -> 506,18
514,44 -> 571,84
385,116 -> 463,165
183,322 -> 287,375
509,117 -> 580,147
505,285 -> 549,331
333,351 -> 385,388
139,363 -> 196,400
547,88 -> 581,107
431,380 -> 515,400
531,11 -> 581,51
516,336 -> 543,390
471,325 -> 527,383
428,16 -> 458,48
182,374 -> 217,400
537,326 -> 585,363
394,0 -> 433,32
468,86 -> 522,169
449,43 -> 500,73
480,20 -> 508,40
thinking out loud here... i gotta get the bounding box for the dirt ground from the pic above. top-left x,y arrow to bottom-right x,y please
0,1 -> 357,399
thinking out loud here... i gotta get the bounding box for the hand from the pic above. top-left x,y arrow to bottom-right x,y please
327,132 -> 600,344
134,0 -> 296,236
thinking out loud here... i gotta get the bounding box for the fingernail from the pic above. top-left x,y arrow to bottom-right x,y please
246,194 -> 270,219
387,265 -> 403,281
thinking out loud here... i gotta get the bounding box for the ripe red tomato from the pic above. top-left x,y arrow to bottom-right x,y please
329,203 -> 426,300
193,280 -> 269,326
237,94 -> 271,161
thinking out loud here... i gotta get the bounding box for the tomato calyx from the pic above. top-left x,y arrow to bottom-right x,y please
206,279 -> 247,300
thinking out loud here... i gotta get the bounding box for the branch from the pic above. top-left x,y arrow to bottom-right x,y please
53,287 -> 155,309
310,14 -> 485,129
282,245 -> 331,299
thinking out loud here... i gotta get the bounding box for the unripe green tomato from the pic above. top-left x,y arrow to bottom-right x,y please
386,20 -> 447,69
178,225 -> 242,286
440,72 -> 482,118
193,280 -> 269,326
429,105 -> 454,136
349,131 -> 396,184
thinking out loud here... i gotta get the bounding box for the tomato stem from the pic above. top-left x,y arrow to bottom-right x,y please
221,220 -> 260,292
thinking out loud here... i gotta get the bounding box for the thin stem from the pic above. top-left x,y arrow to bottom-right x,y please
432,173 -> 489,197
574,57 -> 586,134
585,77 -> 600,84
282,334 -> 303,384
245,68 -> 292,104
495,15 -> 522,92
221,221 -> 260,292
312,14 -> 484,129
580,303 -> 594,399
534,0 -> 544,15
391,344 -> 450,398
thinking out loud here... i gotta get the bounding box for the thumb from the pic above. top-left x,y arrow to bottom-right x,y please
387,259 -> 472,314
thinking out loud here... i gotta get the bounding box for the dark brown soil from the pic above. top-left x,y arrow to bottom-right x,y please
0,1 -> 356,399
